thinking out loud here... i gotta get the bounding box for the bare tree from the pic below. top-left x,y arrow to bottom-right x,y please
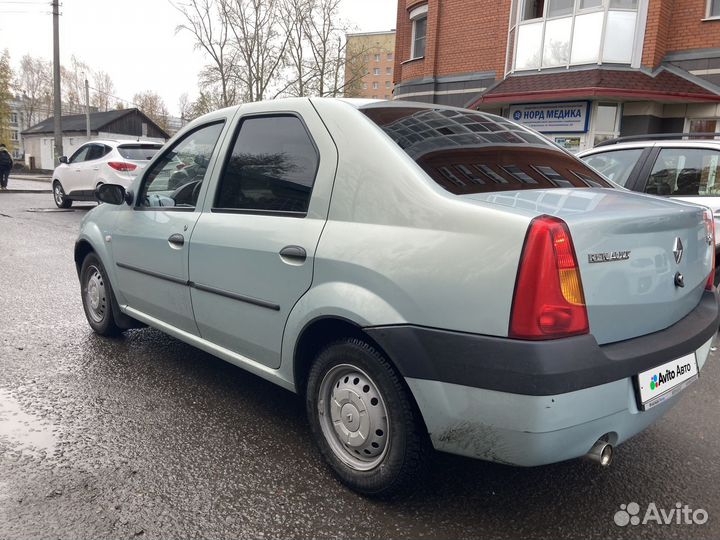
221,0 -> 293,101
92,71 -> 116,112
178,92 -> 196,126
174,0 -> 238,108
133,90 -> 169,132
279,0 -> 309,97
61,55 -> 92,114
176,0 -> 368,107
14,55 -> 52,129
280,0 -> 365,97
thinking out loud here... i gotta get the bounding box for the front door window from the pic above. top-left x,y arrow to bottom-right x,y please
138,122 -> 225,209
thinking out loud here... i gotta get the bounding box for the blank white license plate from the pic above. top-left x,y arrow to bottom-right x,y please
636,352 -> 699,410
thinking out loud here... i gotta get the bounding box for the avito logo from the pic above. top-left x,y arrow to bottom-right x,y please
649,362 -> 692,391
614,502 -> 708,526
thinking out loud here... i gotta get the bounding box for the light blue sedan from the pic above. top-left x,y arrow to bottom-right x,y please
76,99 -> 718,496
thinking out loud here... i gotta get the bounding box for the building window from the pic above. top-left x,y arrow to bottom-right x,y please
373,68 -> 380,75
10,112 -> 18,124
363,83 -> 368,90
410,4 -> 428,59
373,82 -> 379,89
374,54 -> 381,62
592,102 -> 620,146
709,0 -> 720,18
10,130 -> 19,141
387,53 -> 393,61
385,81 -> 391,88
521,0 -> 544,20
688,119 -> 720,138
512,0 -> 641,71
386,67 -> 392,75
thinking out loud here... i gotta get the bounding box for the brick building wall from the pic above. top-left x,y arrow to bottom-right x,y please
394,0 -> 511,85
664,1 -> 720,54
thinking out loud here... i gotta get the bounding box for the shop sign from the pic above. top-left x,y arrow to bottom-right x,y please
509,101 -> 590,133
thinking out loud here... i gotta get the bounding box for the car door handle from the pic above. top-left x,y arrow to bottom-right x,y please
279,245 -> 306,263
168,233 -> 185,248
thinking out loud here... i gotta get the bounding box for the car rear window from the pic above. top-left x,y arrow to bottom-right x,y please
361,106 -> 612,195
117,144 -> 163,161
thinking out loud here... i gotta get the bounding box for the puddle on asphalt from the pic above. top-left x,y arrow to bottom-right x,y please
0,389 -> 57,455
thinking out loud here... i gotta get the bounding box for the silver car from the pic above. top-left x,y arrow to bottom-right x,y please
75,99 -> 718,496
579,138 -> 720,283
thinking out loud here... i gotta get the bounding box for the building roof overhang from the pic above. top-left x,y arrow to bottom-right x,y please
469,67 -> 720,108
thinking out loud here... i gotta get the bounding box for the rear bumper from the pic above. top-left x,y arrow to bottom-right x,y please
365,289 -> 719,396
405,343 -> 710,465
365,290 -> 718,465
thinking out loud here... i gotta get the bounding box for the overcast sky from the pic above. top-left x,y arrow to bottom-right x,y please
0,0 -> 397,116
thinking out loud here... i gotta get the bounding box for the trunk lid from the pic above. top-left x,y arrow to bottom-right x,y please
467,188 -> 713,344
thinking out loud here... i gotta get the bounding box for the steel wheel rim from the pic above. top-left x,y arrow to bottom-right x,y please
84,265 -> 107,323
317,363 -> 390,471
53,185 -> 63,206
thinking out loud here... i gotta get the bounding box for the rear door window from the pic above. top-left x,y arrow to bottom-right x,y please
86,144 -> 108,161
361,106 -> 612,195
580,148 -> 644,187
214,115 -> 319,215
645,148 -> 720,196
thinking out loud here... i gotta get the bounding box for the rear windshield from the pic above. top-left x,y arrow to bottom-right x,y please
361,106 -> 612,195
117,144 -> 163,161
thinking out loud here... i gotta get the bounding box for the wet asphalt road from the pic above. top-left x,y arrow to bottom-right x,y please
1,192 -> 720,540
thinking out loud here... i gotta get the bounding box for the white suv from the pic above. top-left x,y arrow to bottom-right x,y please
52,140 -> 163,208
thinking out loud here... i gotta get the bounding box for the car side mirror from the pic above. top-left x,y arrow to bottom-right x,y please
96,183 -> 133,206
59,156 -> 68,164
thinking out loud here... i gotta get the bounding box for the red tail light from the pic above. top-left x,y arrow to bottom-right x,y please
107,161 -> 137,172
704,208 -> 716,291
509,215 -> 589,340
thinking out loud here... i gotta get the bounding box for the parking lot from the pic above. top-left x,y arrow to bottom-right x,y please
1,190 -> 719,540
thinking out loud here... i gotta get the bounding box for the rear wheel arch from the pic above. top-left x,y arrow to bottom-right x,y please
292,317 -> 428,423
293,317 -> 369,396
292,317 -> 418,397
299,321 -> 432,496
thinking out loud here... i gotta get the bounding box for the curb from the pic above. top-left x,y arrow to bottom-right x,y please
0,190 -> 52,194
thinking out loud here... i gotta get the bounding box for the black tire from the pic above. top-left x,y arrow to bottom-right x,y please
79,253 -> 122,336
306,338 -> 430,497
53,181 -> 72,208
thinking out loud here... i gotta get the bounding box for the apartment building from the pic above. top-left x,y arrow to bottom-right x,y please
345,30 -> 396,100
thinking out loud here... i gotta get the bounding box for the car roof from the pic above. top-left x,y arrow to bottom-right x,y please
579,138 -> 720,156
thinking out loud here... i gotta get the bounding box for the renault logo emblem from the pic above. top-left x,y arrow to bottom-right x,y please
673,237 -> 684,265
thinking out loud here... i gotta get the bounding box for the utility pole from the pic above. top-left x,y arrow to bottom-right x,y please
52,0 -> 63,161
84,76 -> 90,139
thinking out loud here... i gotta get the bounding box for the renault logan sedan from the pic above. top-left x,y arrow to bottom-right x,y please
75,99 -> 718,496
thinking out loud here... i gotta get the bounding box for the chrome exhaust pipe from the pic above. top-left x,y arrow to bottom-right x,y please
586,439 -> 613,467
